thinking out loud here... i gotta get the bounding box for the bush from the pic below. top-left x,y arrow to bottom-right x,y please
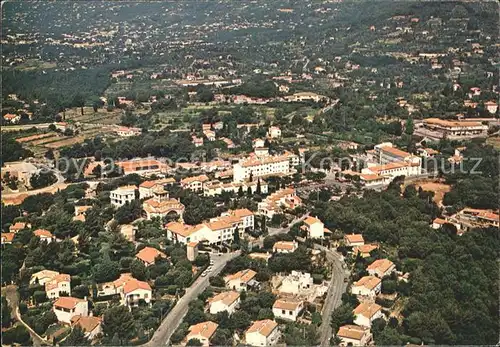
2,325 -> 31,345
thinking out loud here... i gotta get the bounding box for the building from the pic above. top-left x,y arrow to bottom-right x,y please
1,232 -> 15,244
279,271 -> 313,295
417,148 -> 440,158
372,143 -> 414,164
224,269 -> 258,291
367,259 -> 396,278
143,195 -> 185,220
267,126 -> 282,139
122,278 -> 152,307
245,319 -> 280,347
2,161 -> 39,187
115,159 -> 169,176
432,217 -> 447,229
336,325 -> 372,346
139,178 -> 176,199
203,179 -> 268,197
253,138 -> 266,148
361,161 -> 421,181
272,299 -> 304,321
285,92 -> 326,103
353,244 -> 379,258
30,270 -> 60,286
53,297 -> 88,324
71,315 -> 102,340
248,252 -> 273,263
96,273 -> 133,297
3,113 -> 21,123
180,175 -> 210,192
187,242 -> 199,262
9,222 -> 30,233
208,291 -> 241,315
192,135 -> 204,147
186,321 -> 218,346
446,208 -> 499,232
272,241 -> 298,253
233,152 -> 299,183
166,209 -> 253,245
74,206 -> 92,222
416,118 -> 488,140
351,276 -> 382,299
110,185 -> 137,207
115,126 -> 141,137
344,234 -> 365,247
34,229 -> 54,243
135,247 -> 167,267
353,302 -> 383,328
258,188 -> 302,218
45,274 -> 71,299
301,216 -> 329,239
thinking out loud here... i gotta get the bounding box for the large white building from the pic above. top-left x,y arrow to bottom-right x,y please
245,319 -> 280,347
165,209 -> 254,245
53,297 -> 88,324
233,152 -> 299,183
45,274 -> 71,299
258,188 -> 302,218
351,276 -> 382,299
110,185 -> 137,207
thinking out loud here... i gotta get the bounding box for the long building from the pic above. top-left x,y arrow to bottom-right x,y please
203,179 -> 269,197
415,118 -> 488,140
233,152 -> 299,183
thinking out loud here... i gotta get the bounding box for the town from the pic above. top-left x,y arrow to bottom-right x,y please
1,1 -> 498,347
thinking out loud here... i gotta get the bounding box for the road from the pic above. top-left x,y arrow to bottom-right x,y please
143,251 -> 240,347
267,213 -> 310,236
4,285 -> 49,346
314,244 -> 348,347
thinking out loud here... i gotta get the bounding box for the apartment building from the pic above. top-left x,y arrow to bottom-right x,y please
110,185 -> 136,207
180,175 -> 210,192
233,152 -> 299,183
337,325 -> 372,347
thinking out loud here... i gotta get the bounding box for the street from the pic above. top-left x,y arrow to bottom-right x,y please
267,213 -> 310,236
142,251 -> 240,347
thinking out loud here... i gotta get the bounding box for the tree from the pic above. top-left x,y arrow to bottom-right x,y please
130,259 -> 148,281
405,117 -> 414,135
331,304 -> 354,333
62,326 -> 89,346
187,338 -> 203,346
2,296 -> 11,328
256,179 -> 262,195
93,258 -> 120,283
1,325 -> 31,345
209,276 -> 225,287
102,306 -> 135,342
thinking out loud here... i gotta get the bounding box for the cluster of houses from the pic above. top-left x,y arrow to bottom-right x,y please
432,207 -> 499,235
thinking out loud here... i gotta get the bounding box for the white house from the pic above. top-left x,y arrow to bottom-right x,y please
267,126 -> 282,139
353,302 -> 383,328
30,270 -> 60,286
45,274 -> 71,299
71,315 -> 102,340
279,271 -> 313,295
351,276 -> 382,299
337,325 -> 372,346
180,175 -> 209,192
208,291 -> 240,315
301,216 -> 328,239
122,279 -> 152,307
186,321 -> 218,346
245,319 -> 280,346
110,185 -> 136,207
253,138 -> 266,148
53,297 -> 88,324
224,269 -> 257,291
34,229 -> 54,243
272,241 -> 298,253
367,259 -> 396,278
344,234 -> 365,247
272,299 -> 304,321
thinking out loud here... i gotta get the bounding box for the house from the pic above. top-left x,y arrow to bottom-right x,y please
258,188 -> 302,218
209,291 -> 241,315
122,278 -> 152,307
267,126 -> 282,139
248,252 -> 273,263
30,270 -> 60,286
34,229 -> 54,243
187,242 -> 199,262
253,138 -> 266,148
431,217 -> 447,229
142,195 -> 185,220
115,159 -> 169,176
221,137 -> 235,149
351,276 -> 382,299
110,185 -> 137,207
138,178 -> 176,199
3,113 -> 21,123
272,241 -> 298,253
245,319 -> 280,346
272,299 -> 304,321
367,259 -> 396,278
417,148 -> 440,158
45,274 -> 71,299
53,297 -> 88,324
192,135 -> 204,147
1,232 -> 15,244
96,273 -> 133,297
9,222 -> 30,233
224,269 -> 258,291
353,244 -> 379,258
135,247 -> 167,267
344,234 -> 364,247
71,315 -> 102,340
180,175 -> 210,192
353,302 -> 383,328
203,129 -> 216,141
115,126 -> 141,137
484,101 -> 498,114
186,321 -> 218,346
336,325 -> 372,346
301,216 -> 328,239
279,271 -> 313,295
